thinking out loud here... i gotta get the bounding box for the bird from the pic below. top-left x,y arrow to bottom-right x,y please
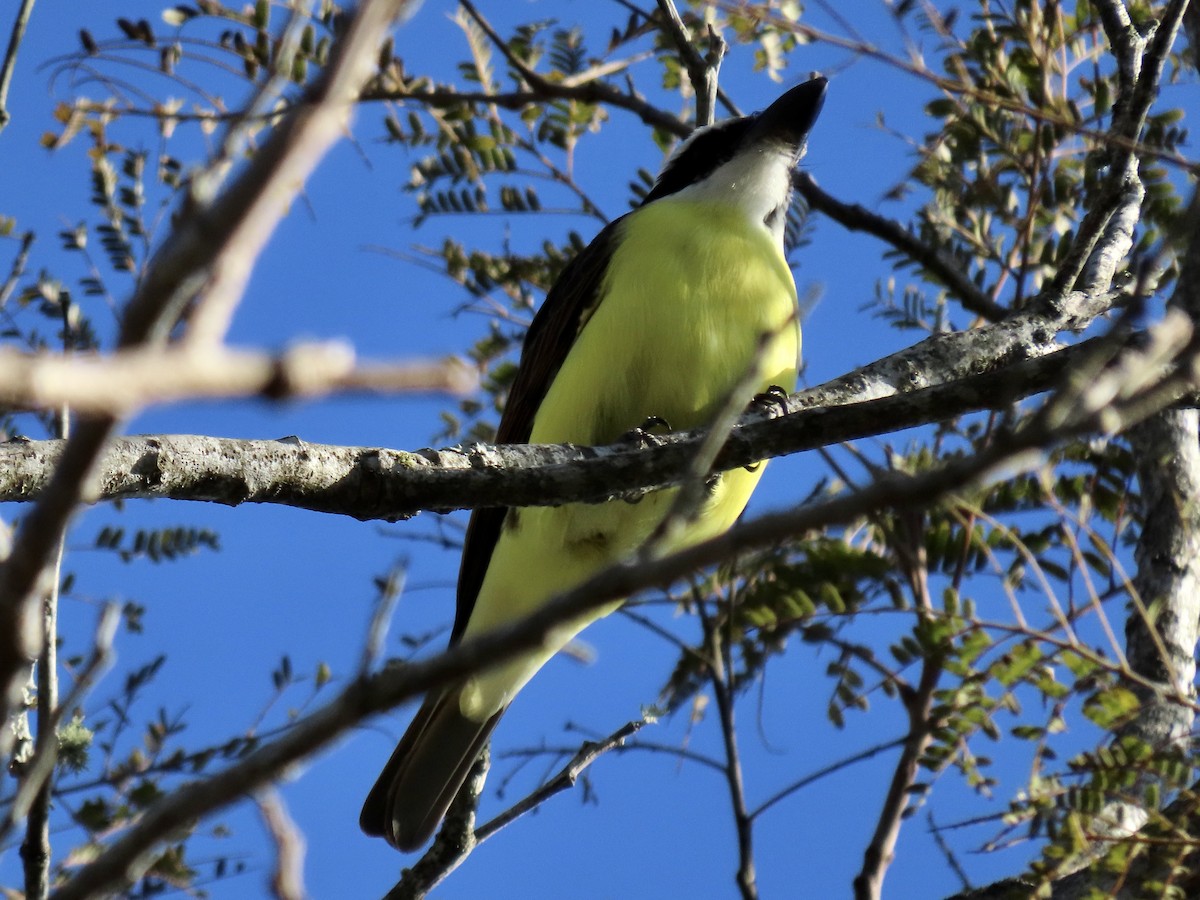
361,76 -> 827,851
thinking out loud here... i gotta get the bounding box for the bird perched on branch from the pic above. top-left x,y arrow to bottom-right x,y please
361,76 -> 828,851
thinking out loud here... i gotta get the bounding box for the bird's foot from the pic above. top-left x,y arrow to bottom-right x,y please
619,415 -> 672,448
743,387 -> 790,472
619,416 -> 671,504
749,385 -> 791,418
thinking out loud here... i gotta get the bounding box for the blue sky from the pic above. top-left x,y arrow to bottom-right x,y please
2,2 -> 1195,898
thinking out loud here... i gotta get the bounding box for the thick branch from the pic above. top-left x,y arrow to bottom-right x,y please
0,313 -> 1138,520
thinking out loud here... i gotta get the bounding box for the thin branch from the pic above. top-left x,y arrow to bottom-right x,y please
0,604 -> 119,848
853,647 -> 942,900
384,750 -> 488,900
1051,0 -> 1191,293
0,0 -> 425,751
698,600 -> 758,900
0,344 -> 475,414
387,714 -> 648,900
749,737 -> 908,820
18,481 -> 64,900
18,316 -> 71,900
794,174 -> 1006,321
435,0 -> 686,136
475,717 -> 650,842
0,0 -> 35,133
654,0 -> 725,126
255,789 -> 308,900
182,0 -> 315,347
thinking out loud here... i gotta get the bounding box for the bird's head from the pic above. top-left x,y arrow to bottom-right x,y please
642,76 -> 828,245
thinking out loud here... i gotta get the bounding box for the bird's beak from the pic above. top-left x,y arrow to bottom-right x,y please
749,75 -> 827,159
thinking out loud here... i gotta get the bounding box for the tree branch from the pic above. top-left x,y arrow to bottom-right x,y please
48,298 -> 1200,898
0,312 -> 1141,521
697,601 -> 758,900
0,0 -> 425,752
0,343 -> 473,414
256,789 -> 309,900
794,174 -> 1007,322
0,0 -> 35,133
1046,189 -> 1200,887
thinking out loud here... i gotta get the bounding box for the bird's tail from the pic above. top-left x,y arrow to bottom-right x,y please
360,689 -> 505,852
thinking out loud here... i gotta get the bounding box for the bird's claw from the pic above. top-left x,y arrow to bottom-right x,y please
743,387 -> 789,472
749,385 -> 790,418
619,415 -> 672,448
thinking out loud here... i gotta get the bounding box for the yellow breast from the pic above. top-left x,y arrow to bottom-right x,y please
530,198 -> 800,446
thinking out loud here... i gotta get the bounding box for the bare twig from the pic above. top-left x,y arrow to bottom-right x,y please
18,321 -> 71,900
853,647 -> 942,900
0,344 -> 475,414
384,750 -> 489,900
387,715 -> 655,899
18,475 -> 64,900
0,0 -> 425,750
654,0 -> 726,126
1051,0 -> 1190,293
360,566 -> 405,675
697,600 -> 758,900
0,604 -> 119,848
452,0 -> 685,135
0,230 -> 33,309
794,174 -> 1006,321
476,717 -> 650,840
256,789 -> 309,900
748,737 -> 908,820
0,0 -> 35,133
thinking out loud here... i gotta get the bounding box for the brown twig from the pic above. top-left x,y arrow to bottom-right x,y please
853,544 -> 942,900
476,717 -> 650,841
794,174 -> 1006,321
457,0 -> 682,134
697,599 -> 758,900
748,737 -> 908,820
384,749 -> 488,900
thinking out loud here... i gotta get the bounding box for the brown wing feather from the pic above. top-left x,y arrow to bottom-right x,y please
451,216 -> 626,641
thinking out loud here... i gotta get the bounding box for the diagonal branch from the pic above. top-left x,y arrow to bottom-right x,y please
0,0 -> 36,133
0,0 -> 425,757
49,297 -> 1200,900
794,174 -> 1006,321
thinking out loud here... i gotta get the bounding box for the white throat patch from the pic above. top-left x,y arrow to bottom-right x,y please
665,146 -> 798,247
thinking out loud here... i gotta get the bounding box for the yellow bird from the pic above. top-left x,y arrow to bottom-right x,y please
362,76 -> 827,851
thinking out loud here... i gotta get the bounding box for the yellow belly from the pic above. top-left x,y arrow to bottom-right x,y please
459,198 -> 800,719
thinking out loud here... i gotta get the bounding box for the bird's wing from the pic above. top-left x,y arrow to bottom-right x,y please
451,215 -> 627,641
